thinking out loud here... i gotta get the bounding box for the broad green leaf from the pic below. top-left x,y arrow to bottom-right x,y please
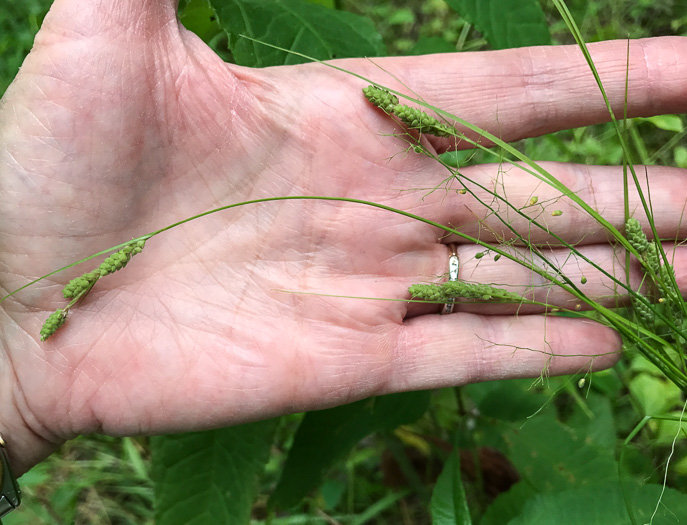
564,392 -> 616,451
270,391 -> 431,509
152,419 -> 278,525
628,373 -> 682,416
503,416 -> 617,491
209,0 -> 385,67
444,0 -> 550,49
180,0 -> 223,41
508,483 -> 687,525
480,482 -> 537,525
430,450 -> 471,525
471,380 -> 550,422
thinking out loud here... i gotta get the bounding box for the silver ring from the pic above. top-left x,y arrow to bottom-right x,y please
441,244 -> 459,314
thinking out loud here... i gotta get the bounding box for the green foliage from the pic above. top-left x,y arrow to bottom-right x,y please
0,0 -> 51,98
444,0 -> 551,49
210,0 -> 386,66
430,451 -> 472,525
509,483 -> 687,524
270,391 -> 431,510
152,420 -> 278,524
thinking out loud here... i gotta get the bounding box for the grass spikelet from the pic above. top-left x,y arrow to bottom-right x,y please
40,309 -> 67,341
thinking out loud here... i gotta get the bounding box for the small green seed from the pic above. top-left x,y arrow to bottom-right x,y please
494,254 -> 501,262
551,210 -> 563,216
529,196 -> 538,205
581,276 -> 587,284
475,252 -> 484,259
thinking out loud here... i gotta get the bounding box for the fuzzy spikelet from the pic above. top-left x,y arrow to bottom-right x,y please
42,239 -> 147,342
391,104 -> 455,137
63,271 -> 99,299
625,218 -> 650,255
97,240 -> 146,277
409,281 -> 524,303
362,85 -> 456,138
632,295 -> 655,326
362,85 -> 399,112
40,309 -> 67,341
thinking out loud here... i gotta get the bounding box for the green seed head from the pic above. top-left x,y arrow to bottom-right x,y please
391,104 -> 456,137
40,309 -> 67,341
551,210 -> 563,216
98,240 -> 146,277
63,271 -> 99,299
625,217 -> 650,254
409,281 -> 524,303
362,85 -> 399,112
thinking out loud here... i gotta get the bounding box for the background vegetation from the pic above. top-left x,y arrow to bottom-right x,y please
2,0 -> 687,523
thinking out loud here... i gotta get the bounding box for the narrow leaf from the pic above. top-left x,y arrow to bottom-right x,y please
444,0 -> 550,49
430,450 -> 472,525
152,419 -> 278,525
209,0 -> 385,67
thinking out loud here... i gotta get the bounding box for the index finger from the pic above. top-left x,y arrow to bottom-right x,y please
352,37 -> 687,146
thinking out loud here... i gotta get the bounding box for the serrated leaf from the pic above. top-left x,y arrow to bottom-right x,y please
209,0 -> 385,67
270,391 -> 431,509
508,483 -> 687,525
444,0 -> 550,49
430,450 -> 472,525
152,419 -> 278,525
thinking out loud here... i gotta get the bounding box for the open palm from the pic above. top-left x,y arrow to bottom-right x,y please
1,1 -> 686,473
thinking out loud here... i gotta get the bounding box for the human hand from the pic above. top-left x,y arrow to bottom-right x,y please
1,0 -> 686,474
